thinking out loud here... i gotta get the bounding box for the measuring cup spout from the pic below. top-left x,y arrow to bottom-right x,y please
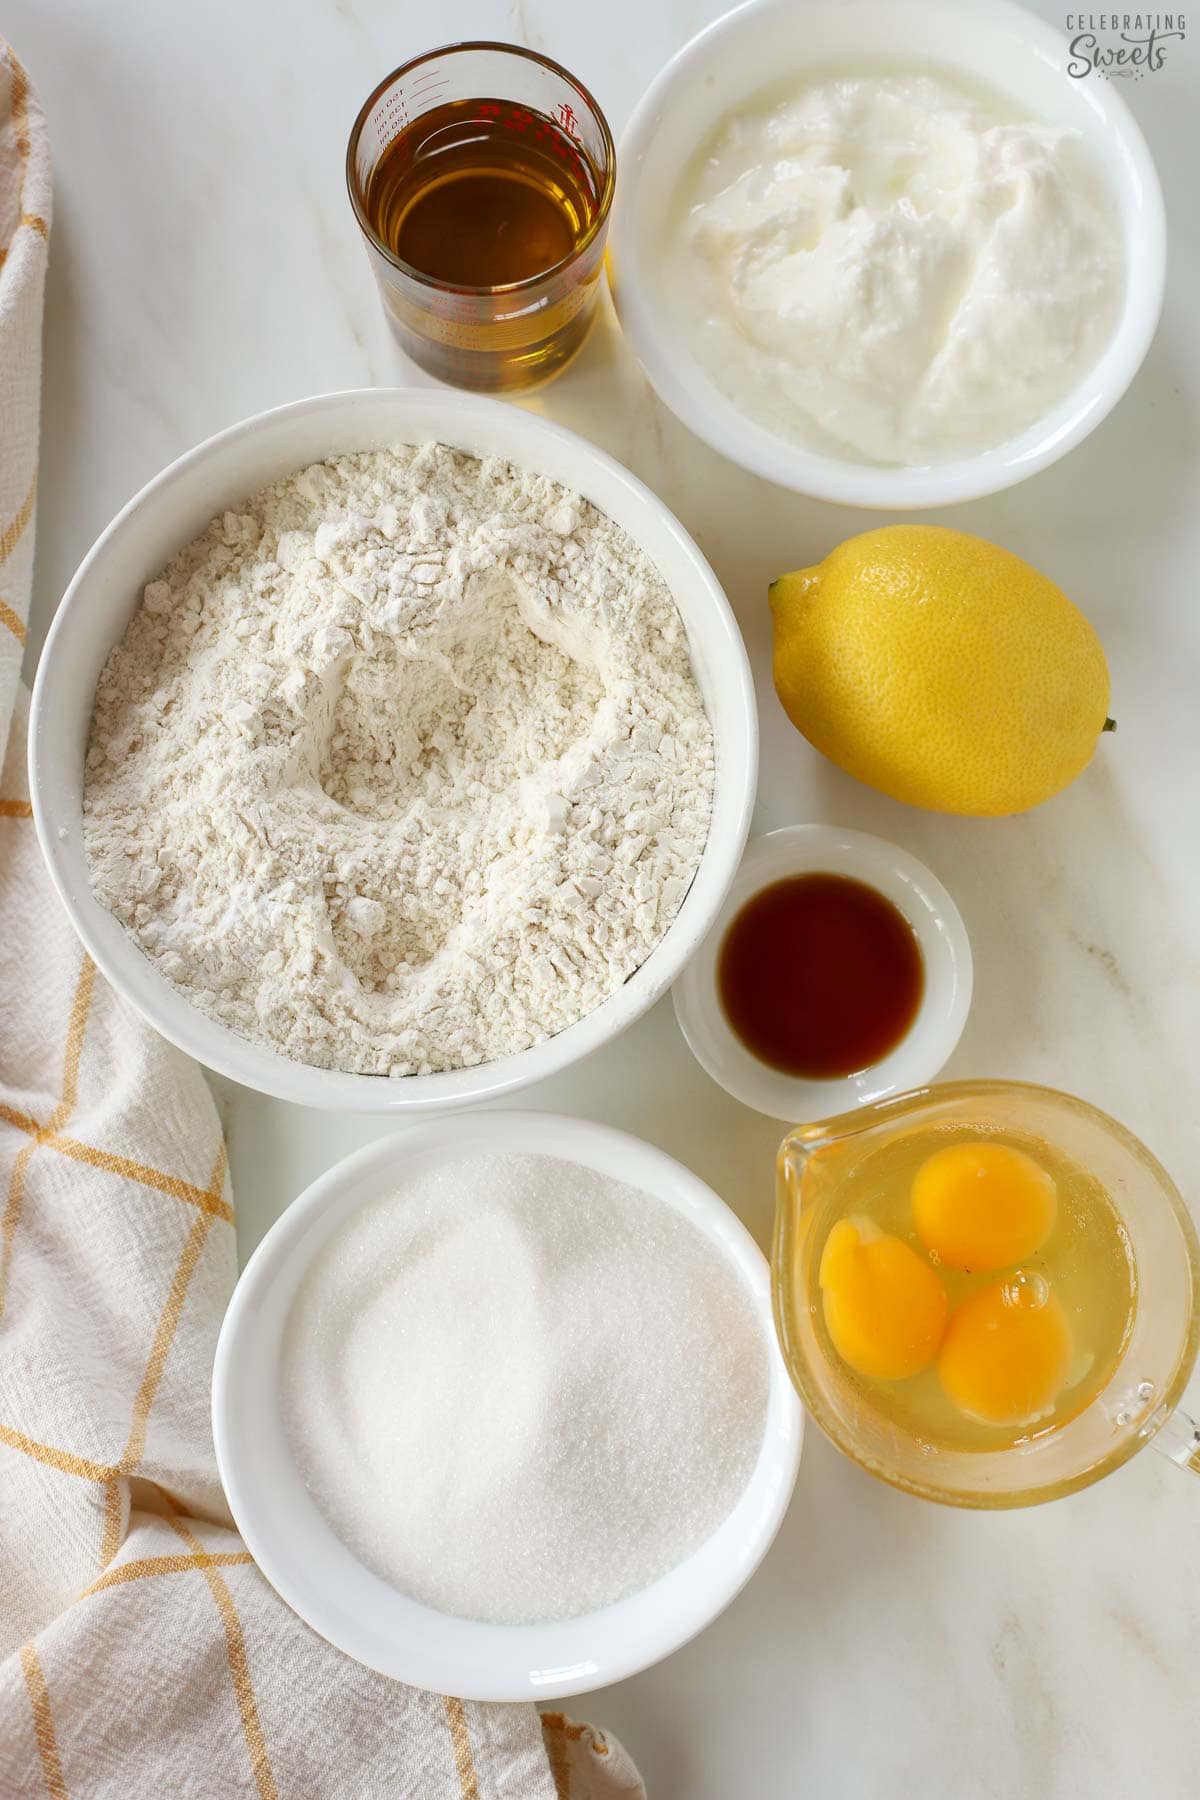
776,1110 -> 860,1236
775,1127 -> 820,1229
776,1085 -> 934,1213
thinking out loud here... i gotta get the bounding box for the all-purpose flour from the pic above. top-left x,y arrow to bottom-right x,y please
83,445 -> 714,1075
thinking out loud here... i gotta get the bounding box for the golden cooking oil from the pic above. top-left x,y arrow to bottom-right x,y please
364,98 -> 601,290
357,96 -> 608,390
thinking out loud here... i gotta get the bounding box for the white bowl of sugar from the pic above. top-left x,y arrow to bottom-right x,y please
29,387 -> 756,1113
211,1111 -> 803,1701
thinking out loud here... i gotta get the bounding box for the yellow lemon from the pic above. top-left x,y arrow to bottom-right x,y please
770,525 -> 1112,815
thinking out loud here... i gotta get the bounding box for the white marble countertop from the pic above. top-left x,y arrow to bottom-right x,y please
16,0 -> 1200,1792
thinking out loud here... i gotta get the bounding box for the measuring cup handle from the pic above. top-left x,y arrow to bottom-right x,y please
1151,1407 -> 1200,1475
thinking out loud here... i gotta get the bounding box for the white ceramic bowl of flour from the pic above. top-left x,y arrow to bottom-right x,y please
29,388 -> 756,1112
610,0 -> 1166,507
212,1111 -> 803,1700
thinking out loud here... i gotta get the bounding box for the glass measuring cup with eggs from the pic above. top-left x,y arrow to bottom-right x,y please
773,1081 -> 1200,1507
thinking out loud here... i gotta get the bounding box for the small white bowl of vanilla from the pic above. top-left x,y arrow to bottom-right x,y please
610,0 -> 1165,507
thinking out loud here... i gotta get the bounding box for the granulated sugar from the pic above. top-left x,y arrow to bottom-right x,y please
82,444 -> 713,1076
281,1152 -> 770,1625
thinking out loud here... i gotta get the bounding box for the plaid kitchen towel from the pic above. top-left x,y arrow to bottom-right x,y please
0,43 -> 644,1800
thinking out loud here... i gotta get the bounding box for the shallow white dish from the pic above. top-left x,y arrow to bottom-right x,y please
211,1110 -> 802,1701
673,825 -> 973,1121
610,0 -> 1166,509
28,387 -> 756,1114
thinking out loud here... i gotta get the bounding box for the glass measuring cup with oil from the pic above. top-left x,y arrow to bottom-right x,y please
773,1081 -> 1200,1506
347,42 -> 615,391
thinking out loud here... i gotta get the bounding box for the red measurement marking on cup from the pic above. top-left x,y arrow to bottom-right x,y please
371,94 -> 409,150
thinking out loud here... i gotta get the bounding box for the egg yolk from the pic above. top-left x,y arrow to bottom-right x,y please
937,1274 -> 1073,1426
819,1216 -> 949,1382
912,1141 -> 1057,1273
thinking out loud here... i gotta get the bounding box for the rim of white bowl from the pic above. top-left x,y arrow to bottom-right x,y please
673,825 -> 974,1120
212,1110 -> 804,1700
610,0 -> 1167,509
28,388 -> 757,1113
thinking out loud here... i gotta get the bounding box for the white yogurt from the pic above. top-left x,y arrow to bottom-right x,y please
664,70 -> 1125,466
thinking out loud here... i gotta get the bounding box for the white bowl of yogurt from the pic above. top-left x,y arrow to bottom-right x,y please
610,0 -> 1166,508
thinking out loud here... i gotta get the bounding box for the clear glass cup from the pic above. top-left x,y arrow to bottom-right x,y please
774,1081 -> 1200,1507
346,43 -> 615,393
